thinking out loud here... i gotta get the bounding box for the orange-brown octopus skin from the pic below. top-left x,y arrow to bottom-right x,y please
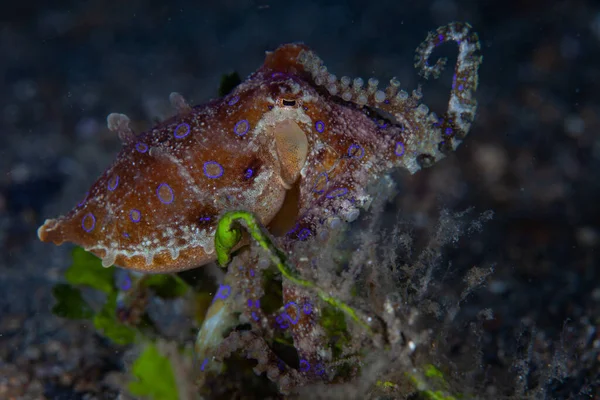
38,24 -> 482,273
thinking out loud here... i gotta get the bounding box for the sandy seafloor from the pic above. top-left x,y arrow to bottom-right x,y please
0,0 -> 599,399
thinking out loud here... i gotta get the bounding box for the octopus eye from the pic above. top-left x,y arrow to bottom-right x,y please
278,98 -> 300,108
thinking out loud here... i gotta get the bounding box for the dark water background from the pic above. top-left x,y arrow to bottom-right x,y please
0,0 -> 598,398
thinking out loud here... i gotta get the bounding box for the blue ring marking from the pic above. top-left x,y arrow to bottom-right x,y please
77,191 -> 89,207
119,273 -> 132,291
326,187 -> 348,199
315,120 -> 325,133
156,183 -> 175,204
315,363 -> 326,376
283,301 -> 300,325
203,161 -> 224,179
347,144 -> 364,159
135,142 -> 148,153
303,302 -> 312,315
213,284 -> 231,302
234,119 -> 250,136
276,314 -> 288,330
81,212 -> 96,232
312,172 -> 329,194
297,228 -> 312,241
445,127 -> 454,135
244,168 -> 253,179
174,122 -> 190,139
108,175 -> 119,191
227,95 -> 239,106
200,358 -> 209,372
129,209 -> 141,223
251,312 -> 260,321
285,223 -> 300,238
394,142 -> 405,157
299,359 -> 311,372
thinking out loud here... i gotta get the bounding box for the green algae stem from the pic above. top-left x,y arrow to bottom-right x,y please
214,210 -> 373,333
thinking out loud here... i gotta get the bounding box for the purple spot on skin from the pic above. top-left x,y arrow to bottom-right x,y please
276,315 -> 288,330
234,119 -> 249,136
347,144 -> 364,159
377,119 -> 388,128
283,301 -> 300,325
81,212 -> 96,232
120,274 -> 132,290
315,120 -> 325,133
315,363 -> 326,376
129,209 -> 141,223
77,192 -> 89,207
156,183 -> 174,204
213,284 -> 231,302
203,161 -> 224,179
395,142 -> 405,157
200,358 -> 209,372
297,228 -> 311,241
285,223 -> 300,237
248,299 -> 260,308
445,127 -> 453,135
108,175 -> 119,191
299,359 -> 310,372
303,302 -> 312,315
326,187 -> 348,199
227,95 -> 239,106
135,142 -> 148,153
174,122 -> 190,138
312,172 -> 328,193
244,168 -> 253,179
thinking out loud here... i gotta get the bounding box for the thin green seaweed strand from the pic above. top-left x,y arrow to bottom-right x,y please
215,210 -> 372,333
